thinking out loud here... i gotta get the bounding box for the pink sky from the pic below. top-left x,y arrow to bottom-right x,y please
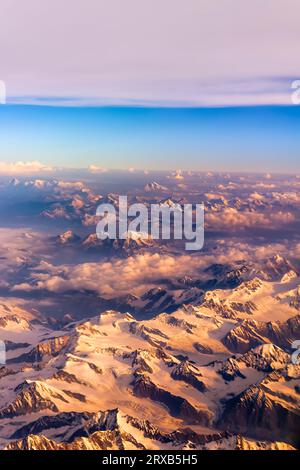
1,0 -> 300,106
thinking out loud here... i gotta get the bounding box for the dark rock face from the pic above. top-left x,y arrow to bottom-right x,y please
5,435 -> 64,451
131,374 -> 211,425
165,316 -> 196,332
290,288 -> 300,311
218,358 -> 246,382
129,322 -> 169,348
52,369 -> 87,385
5,430 -> 129,451
219,374 -> 300,447
5,340 -> 31,351
193,342 -> 213,354
127,350 -> 153,374
203,263 -> 250,289
200,292 -> 257,319
11,411 -> 94,439
171,361 -> 207,392
0,366 -> 18,379
127,414 -> 231,446
6,408 -> 234,451
8,335 -> 71,364
222,315 -> 300,354
217,344 -> 289,381
140,288 -> 176,312
0,381 -> 67,419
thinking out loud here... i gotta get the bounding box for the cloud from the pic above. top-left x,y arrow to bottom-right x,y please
11,236 -> 298,298
206,208 -> 296,231
249,192 -> 265,201
5,222 -> 300,301
0,161 -> 53,174
1,0 -> 299,107
12,253 -> 210,297
271,191 -> 300,204
11,239 -> 299,298
88,165 -> 107,174
0,228 -> 52,281
205,193 -> 228,202
13,246 -> 256,298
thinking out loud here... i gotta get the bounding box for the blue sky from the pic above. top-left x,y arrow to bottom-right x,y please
1,1 -> 300,173
0,104 -> 300,172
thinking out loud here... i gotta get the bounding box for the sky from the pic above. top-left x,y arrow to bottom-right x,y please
1,105 -> 300,172
0,0 -> 300,172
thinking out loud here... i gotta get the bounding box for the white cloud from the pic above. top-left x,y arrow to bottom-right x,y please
4,223 -> 299,300
9,239 -> 291,298
249,192 -> 265,201
206,207 -> 296,231
0,161 -> 53,174
88,165 -> 107,174
12,253 -> 209,297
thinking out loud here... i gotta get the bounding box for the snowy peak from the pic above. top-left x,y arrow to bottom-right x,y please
217,343 -> 290,381
144,181 -> 168,192
0,380 -> 69,419
56,230 -> 81,245
264,255 -> 297,280
0,315 -> 32,332
219,366 -> 300,446
281,270 -> 298,283
223,315 -> 300,353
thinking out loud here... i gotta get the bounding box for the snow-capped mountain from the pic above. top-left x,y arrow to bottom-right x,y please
0,271 -> 299,451
81,230 -> 157,256
144,181 -> 168,192
56,230 -> 81,245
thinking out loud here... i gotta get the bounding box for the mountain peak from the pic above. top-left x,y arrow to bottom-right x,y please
144,181 -> 168,192
57,230 -> 81,245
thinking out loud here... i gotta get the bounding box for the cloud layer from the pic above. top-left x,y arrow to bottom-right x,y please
11,240 -> 300,298
1,0 -> 300,106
